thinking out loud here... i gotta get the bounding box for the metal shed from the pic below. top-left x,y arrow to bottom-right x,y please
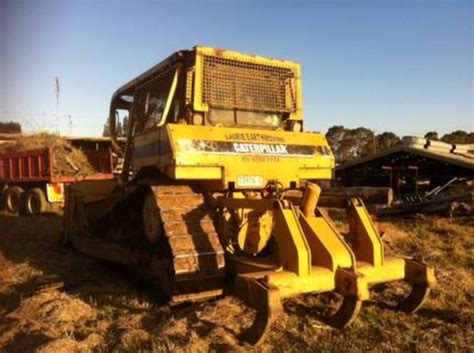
336,137 -> 474,196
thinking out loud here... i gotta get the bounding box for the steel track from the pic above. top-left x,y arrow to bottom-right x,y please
149,184 -> 226,303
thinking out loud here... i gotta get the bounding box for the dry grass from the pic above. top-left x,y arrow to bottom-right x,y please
0,213 -> 472,352
0,133 -> 96,176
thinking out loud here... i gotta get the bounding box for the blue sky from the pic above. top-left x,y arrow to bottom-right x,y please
1,0 -> 472,137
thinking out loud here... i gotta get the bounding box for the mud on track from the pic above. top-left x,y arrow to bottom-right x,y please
0,213 -> 472,352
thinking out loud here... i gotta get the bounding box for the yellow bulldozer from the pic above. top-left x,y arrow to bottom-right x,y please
63,46 -> 435,344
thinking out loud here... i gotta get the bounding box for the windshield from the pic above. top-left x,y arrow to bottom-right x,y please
207,108 -> 282,129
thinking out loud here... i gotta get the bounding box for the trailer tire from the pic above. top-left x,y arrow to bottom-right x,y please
0,184 -> 7,211
24,188 -> 47,215
4,186 -> 25,215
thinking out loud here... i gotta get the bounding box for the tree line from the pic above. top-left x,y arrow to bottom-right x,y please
102,116 -> 129,137
326,126 -> 474,163
0,121 -> 22,134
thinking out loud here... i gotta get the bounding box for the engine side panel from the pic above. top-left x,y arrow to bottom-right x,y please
133,124 -> 334,190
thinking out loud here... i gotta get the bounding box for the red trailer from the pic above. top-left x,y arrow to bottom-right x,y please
0,147 -> 114,215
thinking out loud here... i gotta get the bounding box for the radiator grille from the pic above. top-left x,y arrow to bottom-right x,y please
202,55 -> 297,113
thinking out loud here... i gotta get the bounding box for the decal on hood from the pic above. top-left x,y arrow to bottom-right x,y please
177,139 -> 329,157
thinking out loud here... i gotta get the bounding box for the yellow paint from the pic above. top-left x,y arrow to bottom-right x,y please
273,204 -> 312,277
237,210 -> 273,255
46,183 -> 65,202
159,64 -> 181,127
300,215 -> 354,271
193,46 -> 303,120
172,166 -> 222,180
347,198 -> 384,267
166,123 -> 334,189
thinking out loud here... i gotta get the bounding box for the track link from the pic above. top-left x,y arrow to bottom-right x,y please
149,184 -> 225,304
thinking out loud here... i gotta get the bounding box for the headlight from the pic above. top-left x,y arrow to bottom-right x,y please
193,113 -> 203,125
292,121 -> 302,132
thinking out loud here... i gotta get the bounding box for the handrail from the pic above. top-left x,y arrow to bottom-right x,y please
157,64 -> 181,127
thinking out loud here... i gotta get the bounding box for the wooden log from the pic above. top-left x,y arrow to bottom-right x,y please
426,139 -> 452,149
453,144 -> 474,153
286,186 -> 393,208
319,187 -> 393,207
377,192 -> 473,217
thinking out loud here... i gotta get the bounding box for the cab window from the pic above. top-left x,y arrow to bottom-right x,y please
206,108 -> 282,129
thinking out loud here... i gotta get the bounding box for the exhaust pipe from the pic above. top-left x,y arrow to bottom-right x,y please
300,182 -> 321,217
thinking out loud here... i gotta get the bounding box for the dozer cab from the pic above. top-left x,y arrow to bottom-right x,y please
64,46 -> 435,344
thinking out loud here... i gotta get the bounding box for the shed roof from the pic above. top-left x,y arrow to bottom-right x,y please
337,137 -> 474,171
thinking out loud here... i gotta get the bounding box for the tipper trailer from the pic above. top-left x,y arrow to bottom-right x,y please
0,147 -> 114,215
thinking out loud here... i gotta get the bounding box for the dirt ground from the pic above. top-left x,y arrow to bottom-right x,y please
0,212 -> 472,352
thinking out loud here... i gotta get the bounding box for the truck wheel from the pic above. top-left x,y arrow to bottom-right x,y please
0,184 -> 7,211
24,188 -> 47,215
4,186 -> 25,215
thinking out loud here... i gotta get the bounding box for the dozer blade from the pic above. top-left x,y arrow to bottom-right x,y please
396,284 -> 431,313
326,296 -> 362,329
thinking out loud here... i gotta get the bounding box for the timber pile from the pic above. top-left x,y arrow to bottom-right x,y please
0,133 -> 97,176
285,186 -> 393,209
378,178 -> 473,217
403,136 -> 474,158
319,186 -> 393,208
